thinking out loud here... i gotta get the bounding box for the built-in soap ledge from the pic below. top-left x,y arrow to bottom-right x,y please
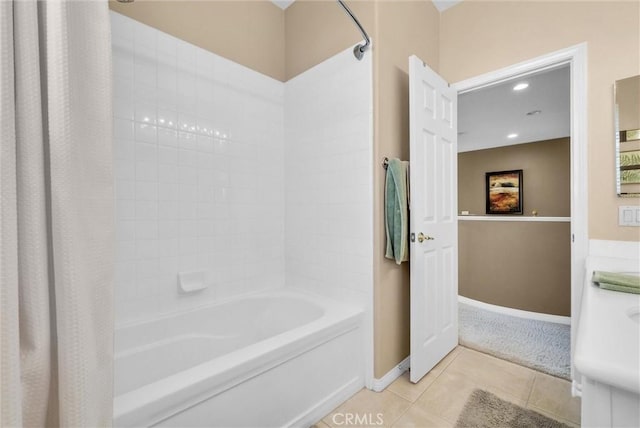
178,271 -> 208,294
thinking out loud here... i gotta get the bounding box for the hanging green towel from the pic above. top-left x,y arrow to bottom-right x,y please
592,271 -> 640,294
385,158 -> 410,264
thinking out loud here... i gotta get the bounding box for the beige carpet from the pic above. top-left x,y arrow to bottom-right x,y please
455,390 -> 571,428
459,302 -> 571,380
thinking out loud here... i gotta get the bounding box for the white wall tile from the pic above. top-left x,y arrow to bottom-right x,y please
135,201 -> 158,220
135,161 -> 157,181
136,220 -> 158,239
134,83 -> 156,104
157,108 -> 177,129
158,146 -> 178,166
114,118 -> 134,141
111,11 -> 372,327
134,102 -> 157,125
284,47 -> 373,310
107,7 -> 284,322
115,161 -> 135,181
134,57 -> 156,88
178,131 -> 197,151
158,128 -> 178,147
135,142 -> 157,163
157,31 -> 176,58
136,239 -> 159,260
135,181 -> 158,201
135,123 -> 157,144
117,220 -> 136,241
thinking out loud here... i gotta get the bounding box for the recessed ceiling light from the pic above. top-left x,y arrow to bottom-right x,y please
513,82 -> 529,91
507,133 -> 518,139
526,110 -> 542,116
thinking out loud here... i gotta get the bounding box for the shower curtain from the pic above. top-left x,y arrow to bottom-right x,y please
1,0 -> 114,426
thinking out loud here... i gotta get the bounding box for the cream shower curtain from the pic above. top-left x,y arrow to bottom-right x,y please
0,0 -> 114,426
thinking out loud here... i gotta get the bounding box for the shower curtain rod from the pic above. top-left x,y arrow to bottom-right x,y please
336,0 -> 371,60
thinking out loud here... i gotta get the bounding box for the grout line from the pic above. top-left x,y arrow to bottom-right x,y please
390,401 -> 413,428
528,404 -> 579,427
408,350 -> 459,405
386,386 -> 414,403
368,388 -> 412,427
525,373 -> 537,406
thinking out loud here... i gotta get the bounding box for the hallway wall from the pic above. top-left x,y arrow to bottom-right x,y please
458,139 -> 571,315
440,0 -> 640,242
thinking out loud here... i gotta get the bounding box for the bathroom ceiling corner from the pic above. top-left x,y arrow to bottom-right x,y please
431,0 -> 464,12
271,0 -> 295,10
270,1 -> 464,12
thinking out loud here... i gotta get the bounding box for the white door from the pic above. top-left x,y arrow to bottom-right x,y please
409,55 -> 458,383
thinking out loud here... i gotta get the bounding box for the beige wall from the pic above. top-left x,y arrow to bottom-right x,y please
285,0 -> 440,379
458,138 -> 571,217
459,221 -> 571,316
372,0 -> 440,379
458,139 -> 571,316
284,0 -> 375,79
440,0 -> 640,242
108,0 -> 285,81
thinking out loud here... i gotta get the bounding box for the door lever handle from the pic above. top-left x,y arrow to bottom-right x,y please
417,232 -> 435,243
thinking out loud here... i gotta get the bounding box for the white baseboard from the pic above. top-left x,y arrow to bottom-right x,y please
572,380 -> 583,398
370,356 -> 410,392
459,295 -> 571,325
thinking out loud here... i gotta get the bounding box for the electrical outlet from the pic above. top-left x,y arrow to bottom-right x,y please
619,206 -> 640,226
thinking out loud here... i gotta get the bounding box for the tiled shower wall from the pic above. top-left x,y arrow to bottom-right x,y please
284,49 -> 373,308
111,12 -> 285,324
111,12 -> 373,326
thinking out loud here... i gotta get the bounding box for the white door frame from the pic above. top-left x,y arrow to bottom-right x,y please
451,43 -> 588,387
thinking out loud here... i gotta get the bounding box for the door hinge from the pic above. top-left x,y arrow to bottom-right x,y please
572,233 -> 575,243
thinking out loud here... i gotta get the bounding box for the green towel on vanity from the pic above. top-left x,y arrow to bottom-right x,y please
592,271 -> 640,294
384,158 -> 410,264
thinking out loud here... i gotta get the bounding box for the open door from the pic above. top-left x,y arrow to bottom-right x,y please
409,55 -> 458,383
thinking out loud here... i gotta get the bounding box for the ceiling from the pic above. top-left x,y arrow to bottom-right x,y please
431,0 -> 463,12
458,66 -> 570,153
271,0 -> 463,12
268,0 -> 567,153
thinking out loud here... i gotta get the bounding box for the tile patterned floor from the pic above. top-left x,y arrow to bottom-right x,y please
315,346 -> 581,428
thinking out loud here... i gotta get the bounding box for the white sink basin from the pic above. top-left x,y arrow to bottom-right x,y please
575,267 -> 640,395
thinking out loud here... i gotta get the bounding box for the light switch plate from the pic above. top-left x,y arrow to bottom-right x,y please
619,206 -> 640,226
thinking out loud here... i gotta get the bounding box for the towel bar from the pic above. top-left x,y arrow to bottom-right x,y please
382,157 -> 389,169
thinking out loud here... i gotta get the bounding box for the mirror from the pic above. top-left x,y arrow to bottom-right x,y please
615,75 -> 640,197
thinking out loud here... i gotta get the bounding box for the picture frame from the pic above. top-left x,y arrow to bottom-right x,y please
486,170 -> 523,214
620,150 -> 640,184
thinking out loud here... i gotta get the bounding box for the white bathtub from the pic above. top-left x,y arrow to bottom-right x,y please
113,289 -> 364,427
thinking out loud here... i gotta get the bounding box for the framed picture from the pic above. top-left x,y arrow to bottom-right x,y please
620,150 -> 640,184
486,170 -> 523,214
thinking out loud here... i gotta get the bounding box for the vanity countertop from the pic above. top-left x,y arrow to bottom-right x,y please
575,276 -> 640,394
